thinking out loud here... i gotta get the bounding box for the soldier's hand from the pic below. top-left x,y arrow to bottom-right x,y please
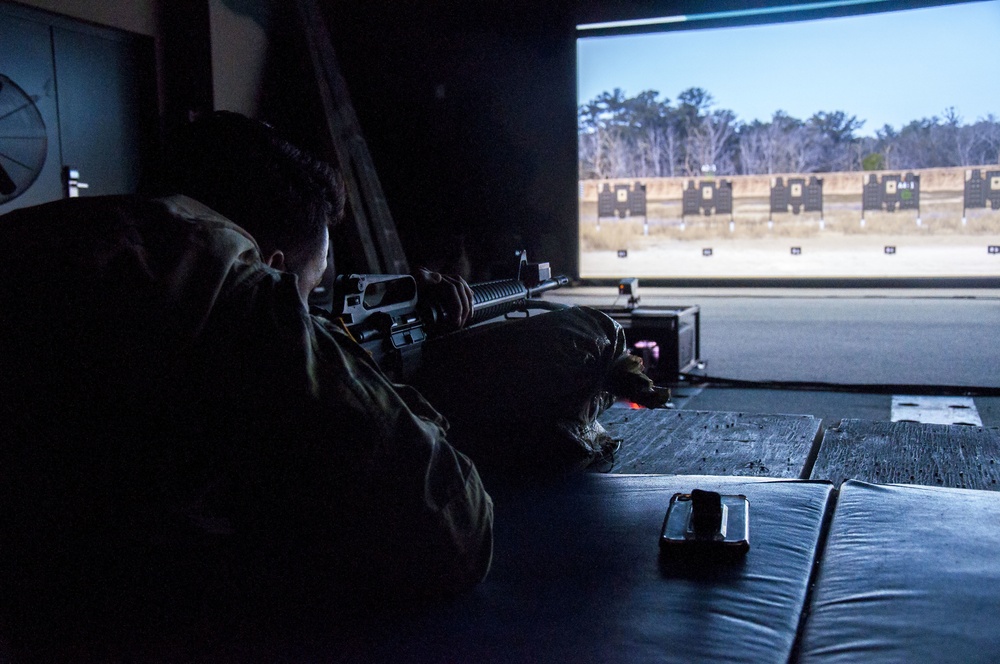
414,267 -> 474,330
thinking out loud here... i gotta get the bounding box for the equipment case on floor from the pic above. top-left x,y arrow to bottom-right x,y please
597,305 -> 702,384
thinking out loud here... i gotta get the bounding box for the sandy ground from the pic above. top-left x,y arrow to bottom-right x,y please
581,233 -> 1000,278
579,187 -> 1000,278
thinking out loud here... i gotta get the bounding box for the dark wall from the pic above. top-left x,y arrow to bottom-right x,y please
159,0 -> 213,136
323,1 -> 579,279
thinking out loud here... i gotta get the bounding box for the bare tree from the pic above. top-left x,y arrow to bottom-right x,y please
743,112 -> 813,174
972,114 -> 1000,165
737,121 -> 766,175
661,117 -> 681,177
693,109 -> 736,174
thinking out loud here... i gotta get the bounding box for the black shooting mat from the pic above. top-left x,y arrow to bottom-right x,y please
797,480 -> 1000,663
331,474 -> 834,664
809,418 -> 1000,491
598,408 -> 821,478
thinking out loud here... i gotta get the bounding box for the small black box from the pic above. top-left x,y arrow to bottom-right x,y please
597,305 -> 701,384
660,491 -> 750,558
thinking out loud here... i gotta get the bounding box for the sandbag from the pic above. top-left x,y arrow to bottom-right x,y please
409,305 -> 670,474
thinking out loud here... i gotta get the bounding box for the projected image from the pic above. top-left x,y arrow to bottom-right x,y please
577,1 -> 1000,280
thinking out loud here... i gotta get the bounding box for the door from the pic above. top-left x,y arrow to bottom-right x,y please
0,2 -> 156,213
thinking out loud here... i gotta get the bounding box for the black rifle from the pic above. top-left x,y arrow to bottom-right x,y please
329,252 -> 569,379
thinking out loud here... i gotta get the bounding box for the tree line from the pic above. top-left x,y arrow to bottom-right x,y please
578,88 -> 1000,180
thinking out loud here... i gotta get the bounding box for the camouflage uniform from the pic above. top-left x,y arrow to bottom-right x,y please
0,195 -> 492,624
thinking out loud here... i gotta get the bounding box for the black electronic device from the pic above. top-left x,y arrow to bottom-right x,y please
618,277 -> 640,307
660,490 -> 750,557
596,278 -> 702,384
598,304 -> 701,384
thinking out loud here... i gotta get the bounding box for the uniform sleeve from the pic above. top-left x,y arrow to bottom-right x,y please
304,315 -> 494,598
200,260 -> 493,600
139,195 -> 493,600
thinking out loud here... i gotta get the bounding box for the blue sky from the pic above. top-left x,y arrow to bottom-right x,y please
577,0 -> 1000,136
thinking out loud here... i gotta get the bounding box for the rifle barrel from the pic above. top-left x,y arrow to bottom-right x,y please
468,275 -> 569,325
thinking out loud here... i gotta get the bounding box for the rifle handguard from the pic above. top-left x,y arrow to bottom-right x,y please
465,276 -> 569,325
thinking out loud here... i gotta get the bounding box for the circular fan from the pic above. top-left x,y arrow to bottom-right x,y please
0,74 -> 48,204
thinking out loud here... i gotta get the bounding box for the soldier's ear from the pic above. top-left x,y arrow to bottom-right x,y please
264,250 -> 286,271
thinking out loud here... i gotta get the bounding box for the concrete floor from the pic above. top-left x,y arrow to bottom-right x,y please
549,287 -> 1000,426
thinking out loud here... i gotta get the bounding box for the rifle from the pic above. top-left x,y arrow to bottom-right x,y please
328,252 -> 569,380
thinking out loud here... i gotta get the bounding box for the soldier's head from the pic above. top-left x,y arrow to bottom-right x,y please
151,111 -> 345,302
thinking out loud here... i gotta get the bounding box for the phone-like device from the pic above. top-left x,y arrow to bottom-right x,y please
659,490 -> 750,556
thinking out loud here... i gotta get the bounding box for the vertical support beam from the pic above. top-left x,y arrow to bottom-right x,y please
157,0 -> 214,136
293,0 -> 408,275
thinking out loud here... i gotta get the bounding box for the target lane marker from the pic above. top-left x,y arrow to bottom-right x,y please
891,395 -> 982,426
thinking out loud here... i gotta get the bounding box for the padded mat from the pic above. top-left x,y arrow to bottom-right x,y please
797,480 -> 1000,663
335,474 -> 834,663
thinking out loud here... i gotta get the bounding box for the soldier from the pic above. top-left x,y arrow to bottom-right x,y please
0,112 -> 492,647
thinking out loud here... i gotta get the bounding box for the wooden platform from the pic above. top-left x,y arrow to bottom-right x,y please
810,418 -> 1000,490
600,408 -> 1000,492
598,408 -> 822,478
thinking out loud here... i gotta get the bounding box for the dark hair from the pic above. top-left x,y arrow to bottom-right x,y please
150,111 -> 345,271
